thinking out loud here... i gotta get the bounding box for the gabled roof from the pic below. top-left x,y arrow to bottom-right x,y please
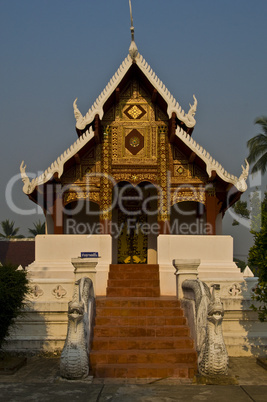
73,53 -> 197,132
20,127 -> 94,195
175,126 -> 249,192
20,51 -> 249,196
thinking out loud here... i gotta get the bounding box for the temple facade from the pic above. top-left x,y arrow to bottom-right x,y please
14,39 -> 267,363
21,52 -> 248,266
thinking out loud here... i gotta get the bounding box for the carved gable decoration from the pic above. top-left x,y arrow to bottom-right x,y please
194,165 -> 209,182
102,78 -> 164,167
125,129 -> 144,155
124,104 -> 146,120
61,166 -> 77,184
82,148 -> 95,162
173,147 -> 188,163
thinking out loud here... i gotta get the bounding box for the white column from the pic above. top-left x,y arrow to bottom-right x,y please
173,259 -> 200,298
71,258 -> 98,292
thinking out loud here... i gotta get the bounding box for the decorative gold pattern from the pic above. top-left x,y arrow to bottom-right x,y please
61,78 -> 210,235
113,173 -> 157,184
125,129 -> 144,155
64,190 -> 100,206
105,79 -> 159,166
172,187 -> 206,205
124,104 -> 146,120
117,210 -> 147,264
100,126 -> 112,220
158,125 -> 170,222
112,126 -> 119,160
130,136 -> 140,147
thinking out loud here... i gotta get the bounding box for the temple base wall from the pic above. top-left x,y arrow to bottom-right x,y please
4,234 -> 267,357
5,235 -> 111,353
158,235 -> 267,357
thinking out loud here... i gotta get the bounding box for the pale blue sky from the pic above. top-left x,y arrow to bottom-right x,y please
1,0 -> 267,258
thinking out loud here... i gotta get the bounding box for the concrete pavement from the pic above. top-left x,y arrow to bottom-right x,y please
0,356 -> 266,401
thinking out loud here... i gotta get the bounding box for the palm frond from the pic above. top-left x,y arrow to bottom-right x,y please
251,152 -> 267,174
0,219 -> 20,238
255,116 -> 267,135
28,220 -> 45,236
247,116 -> 267,174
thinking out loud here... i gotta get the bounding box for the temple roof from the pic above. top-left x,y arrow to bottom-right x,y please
20,50 -> 249,197
73,53 -> 197,132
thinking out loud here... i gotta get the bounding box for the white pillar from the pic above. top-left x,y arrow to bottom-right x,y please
71,258 -> 98,292
173,259 -> 200,298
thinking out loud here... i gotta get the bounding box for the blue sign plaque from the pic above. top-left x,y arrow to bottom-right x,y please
81,252 -> 99,258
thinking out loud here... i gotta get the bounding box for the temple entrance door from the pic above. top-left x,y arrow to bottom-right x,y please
112,182 -> 158,265
117,210 -> 148,264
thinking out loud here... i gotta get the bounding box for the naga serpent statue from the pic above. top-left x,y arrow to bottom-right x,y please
182,280 -> 228,376
60,277 -> 95,379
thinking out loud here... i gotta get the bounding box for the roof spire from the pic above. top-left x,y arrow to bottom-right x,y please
129,0 -> 138,61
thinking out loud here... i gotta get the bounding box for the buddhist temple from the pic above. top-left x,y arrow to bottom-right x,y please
12,2 -> 266,379
20,34 -> 249,265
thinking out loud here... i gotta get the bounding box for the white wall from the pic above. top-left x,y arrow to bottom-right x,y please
157,235 -> 243,296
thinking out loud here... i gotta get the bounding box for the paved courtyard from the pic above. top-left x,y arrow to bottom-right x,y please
0,356 -> 267,401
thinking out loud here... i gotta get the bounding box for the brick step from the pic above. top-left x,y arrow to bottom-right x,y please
95,307 -> 184,317
90,349 -> 197,366
92,362 -> 196,378
106,287 -> 160,297
108,271 -> 159,280
91,263 -> 197,379
94,315 -> 186,326
107,279 -> 159,288
92,336 -> 194,350
93,325 -> 190,338
96,297 -> 181,308
109,264 -> 159,273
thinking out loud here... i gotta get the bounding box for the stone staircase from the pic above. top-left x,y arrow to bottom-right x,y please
90,264 -> 197,378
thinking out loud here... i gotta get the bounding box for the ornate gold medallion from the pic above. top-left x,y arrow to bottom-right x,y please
124,104 -> 146,120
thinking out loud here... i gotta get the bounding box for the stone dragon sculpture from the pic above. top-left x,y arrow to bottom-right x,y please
60,277 -> 95,379
182,280 -> 228,376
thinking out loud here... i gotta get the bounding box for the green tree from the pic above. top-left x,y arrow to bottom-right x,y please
232,200 -> 250,226
247,116 -> 267,174
231,190 -> 267,321
0,264 -> 30,349
248,191 -> 267,321
28,220 -> 45,237
0,219 -> 24,239
231,190 -> 261,231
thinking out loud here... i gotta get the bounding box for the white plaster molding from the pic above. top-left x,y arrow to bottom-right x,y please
52,285 -> 67,299
31,284 -> 44,299
175,126 -> 249,192
74,56 -> 132,129
243,266 -> 254,278
74,53 -> 197,130
20,128 -> 94,195
136,54 -> 197,127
